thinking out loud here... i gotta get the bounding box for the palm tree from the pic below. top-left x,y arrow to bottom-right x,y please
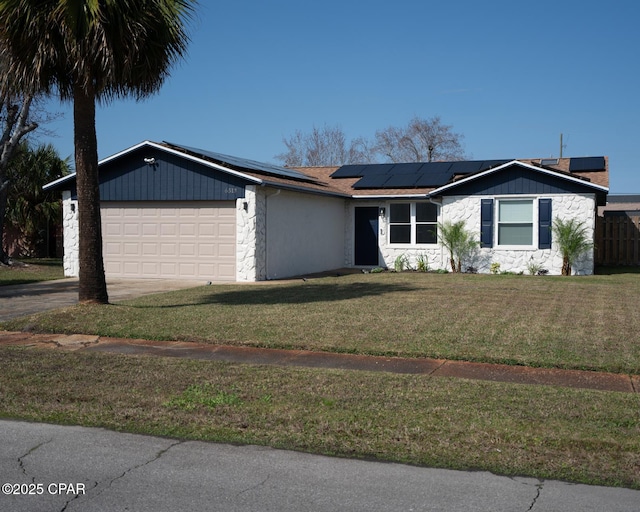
6,141 -> 69,256
437,220 -> 478,273
0,0 -> 197,302
551,218 -> 594,276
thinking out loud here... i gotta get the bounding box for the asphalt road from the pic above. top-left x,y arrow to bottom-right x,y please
1,420 -> 639,512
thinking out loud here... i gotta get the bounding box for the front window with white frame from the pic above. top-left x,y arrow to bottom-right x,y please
497,198 -> 534,246
389,202 -> 438,244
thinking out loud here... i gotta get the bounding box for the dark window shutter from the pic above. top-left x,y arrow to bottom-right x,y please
538,198 -> 552,249
480,199 -> 493,248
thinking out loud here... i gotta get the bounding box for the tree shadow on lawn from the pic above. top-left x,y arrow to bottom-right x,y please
130,281 -> 420,308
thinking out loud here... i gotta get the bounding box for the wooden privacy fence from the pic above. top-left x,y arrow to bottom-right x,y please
595,214 -> 640,266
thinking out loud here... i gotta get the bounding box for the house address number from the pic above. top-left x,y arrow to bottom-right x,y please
224,187 -> 238,194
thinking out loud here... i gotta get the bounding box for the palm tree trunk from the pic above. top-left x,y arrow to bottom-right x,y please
74,83 -> 108,304
0,182 -> 9,264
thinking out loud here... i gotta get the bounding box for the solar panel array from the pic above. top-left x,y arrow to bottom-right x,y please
165,142 -> 315,182
568,157 -> 606,172
332,160 -> 511,189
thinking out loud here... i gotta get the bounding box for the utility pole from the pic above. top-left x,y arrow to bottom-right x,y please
559,133 -> 565,158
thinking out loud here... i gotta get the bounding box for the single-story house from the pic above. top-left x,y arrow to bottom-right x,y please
44,141 -> 609,280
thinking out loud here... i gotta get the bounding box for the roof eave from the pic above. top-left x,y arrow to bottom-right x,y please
428,160 -> 609,196
43,140 -> 265,191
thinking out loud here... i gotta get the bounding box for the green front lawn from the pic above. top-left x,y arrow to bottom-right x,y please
1,269 -> 639,489
0,258 -> 64,285
4,270 -> 640,374
0,347 -> 638,489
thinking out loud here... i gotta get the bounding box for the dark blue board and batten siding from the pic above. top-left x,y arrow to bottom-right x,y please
74,147 -> 247,201
443,166 -> 598,197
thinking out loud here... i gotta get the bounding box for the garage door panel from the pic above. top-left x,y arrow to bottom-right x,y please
160,243 -> 177,256
217,263 -> 236,280
101,201 -> 236,281
218,243 -> 235,257
179,243 -> 196,257
142,243 -> 158,256
198,244 -> 215,257
142,223 -> 158,236
160,223 -> 177,236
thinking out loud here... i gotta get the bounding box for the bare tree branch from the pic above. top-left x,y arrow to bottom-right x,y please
275,124 -> 376,167
375,116 -> 466,163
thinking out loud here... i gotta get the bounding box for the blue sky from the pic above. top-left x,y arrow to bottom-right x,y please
37,0 -> 638,193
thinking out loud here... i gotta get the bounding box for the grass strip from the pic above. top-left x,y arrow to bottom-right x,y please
0,347 -> 638,489
0,259 -> 64,285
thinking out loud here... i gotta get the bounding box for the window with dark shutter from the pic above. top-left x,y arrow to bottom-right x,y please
538,198 -> 552,249
480,199 -> 493,248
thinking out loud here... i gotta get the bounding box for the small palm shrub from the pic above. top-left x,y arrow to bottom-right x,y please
551,218 -> 593,276
437,221 -> 478,273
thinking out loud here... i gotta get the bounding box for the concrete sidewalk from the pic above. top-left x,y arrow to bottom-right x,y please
1,330 -> 638,393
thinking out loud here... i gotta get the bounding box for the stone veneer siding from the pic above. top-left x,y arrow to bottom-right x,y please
372,193 -> 596,275
235,185 -> 265,282
61,191 -> 79,277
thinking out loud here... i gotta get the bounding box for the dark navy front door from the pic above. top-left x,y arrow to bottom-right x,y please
354,207 -> 379,266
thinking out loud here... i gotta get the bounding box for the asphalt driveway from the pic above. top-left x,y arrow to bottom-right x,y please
0,278 -> 203,321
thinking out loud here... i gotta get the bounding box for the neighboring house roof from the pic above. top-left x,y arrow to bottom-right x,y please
44,141 -> 609,203
598,194 -> 640,216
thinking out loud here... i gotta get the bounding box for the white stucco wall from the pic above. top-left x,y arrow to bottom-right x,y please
61,191 -> 79,277
367,194 -> 596,275
265,189 -> 346,280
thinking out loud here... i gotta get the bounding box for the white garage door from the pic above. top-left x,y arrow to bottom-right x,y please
101,201 -> 236,281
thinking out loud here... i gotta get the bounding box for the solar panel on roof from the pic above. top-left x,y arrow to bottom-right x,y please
330,165 -> 367,178
365,164 -> 395,175
450,161 -> 484,174
166,142 -> 313,181
569,157 -> 605,172
384,174 -> 420,187
352,174 -> 392,189
421,162 -> 453,173
333,159 -> 516,190
389,163 -> 424,175
414,171 -> 453,187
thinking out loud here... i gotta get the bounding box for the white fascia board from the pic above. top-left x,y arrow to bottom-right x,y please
428,160 -> 609,196
351,193 -> 430,199
44,140 -> 264,191
120,141 -> 263,184
43,173 -> 76,190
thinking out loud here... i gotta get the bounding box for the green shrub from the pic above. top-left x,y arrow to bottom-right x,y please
437,221 -> 478,273
551,218 -> 593,276
416,253 -> 429,272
